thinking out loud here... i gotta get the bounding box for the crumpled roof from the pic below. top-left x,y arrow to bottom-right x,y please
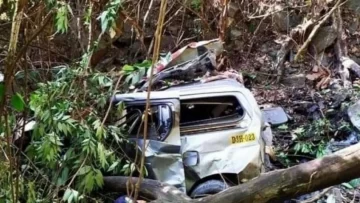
165,78 -> 244,92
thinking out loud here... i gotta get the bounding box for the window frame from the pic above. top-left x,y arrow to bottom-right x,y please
179,94 -> 247,135
124,101 -> 176,142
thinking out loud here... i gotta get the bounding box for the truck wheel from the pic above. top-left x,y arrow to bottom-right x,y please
190,179 -> 229,198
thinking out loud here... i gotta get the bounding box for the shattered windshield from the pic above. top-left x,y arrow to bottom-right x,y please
125,104 -> 173,141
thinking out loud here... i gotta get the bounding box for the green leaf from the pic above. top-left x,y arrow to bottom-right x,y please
293,127 -> 305,135
93,119 -> 101,130
131,71 -> 141,85
302,144 -> 311,153
349,178 -> 360,188
55,4 -> 69,34
97,75 -> 105,86
63,188 -> 72,202
244,72 -> 256,79
57,167 -> 69,186
83,171 -> 95,192
97,143 -> 107,168
72,189 -> 79,202
143,166 -> 148,177
78,165 -> 92,176
57,122 -> 63,133
98,10 -> 109,33
134,60 -> 152,69
96,124 -> 104,140
277,124 -> 288,130
130,162 -> 136,172
26,182 -> 37,203
139,67 -> 146,77
107,161 -> 119,172
342,182 -> 354,189
122,64 -> 134,72
125,74 -> 133,84
94,169 -> 104,187
11,93 -> 25,111
117,101 -> 124,114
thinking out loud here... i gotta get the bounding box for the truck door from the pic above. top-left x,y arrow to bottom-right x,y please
116,96 -> 186,192
179,92 -> 265,192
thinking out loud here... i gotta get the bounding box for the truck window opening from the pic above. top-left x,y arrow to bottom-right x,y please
180,96 -> 244,129
125,104 -> 173,141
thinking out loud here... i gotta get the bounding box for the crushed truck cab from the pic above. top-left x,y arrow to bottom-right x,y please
113,78 -> 277,198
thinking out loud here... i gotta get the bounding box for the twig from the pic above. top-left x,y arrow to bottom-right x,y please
133,0 -> 168,201
0,38 -> 70,61
127,118 -> 145,198
174,0 -> 211,31
218,0 -> 228,41
176,0 -> 187,46
120,10 -> 145,43
67,1 -> 85,53
246,15 -> 267,58
18,150 -> 52,184
247,4 -> 308,19
142,0 -> 154,58
333,1 -> 353,86
142,0 -> 154,32
13,10 -> 54,66
4,114 -> 15,202
82,1 -> 93,101
101,74 -> 124,126
163,6 -> 183,27
275,37 -> 294,83
334,7 -> 347,58
299,187 -> 333,203
87,2 -> 93,55
294,0 -> 347,62
66,154 -> 89,188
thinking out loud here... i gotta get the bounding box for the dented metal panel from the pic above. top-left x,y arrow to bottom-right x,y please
167,78 -> 246,97
179,90 -> 265,191
131,139 -> 186,192
150,38 -> 224,76
126,97 -> 186,192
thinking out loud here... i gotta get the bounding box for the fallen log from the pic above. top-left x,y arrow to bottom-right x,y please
194,141 -> 360,203
103,176 -> 191,202
104,142 -> 360,203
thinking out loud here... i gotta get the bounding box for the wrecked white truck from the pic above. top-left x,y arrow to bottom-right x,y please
108,39 -> 288,198
12,39 -> 288,199
113,78 -> 284,198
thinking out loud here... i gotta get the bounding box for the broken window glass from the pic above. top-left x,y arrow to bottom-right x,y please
124,104 -> 173,141
180,96 -> 244,133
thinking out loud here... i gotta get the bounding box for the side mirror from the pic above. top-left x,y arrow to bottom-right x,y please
183,151 -> 199,167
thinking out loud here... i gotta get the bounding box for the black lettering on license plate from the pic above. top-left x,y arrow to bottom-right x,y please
231,133 -> 255,144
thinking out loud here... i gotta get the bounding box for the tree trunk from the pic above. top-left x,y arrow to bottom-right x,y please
103,176 -> 191,202
104,142 -> 360,203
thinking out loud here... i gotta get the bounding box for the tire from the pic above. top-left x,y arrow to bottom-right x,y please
190,179 -> 229,198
